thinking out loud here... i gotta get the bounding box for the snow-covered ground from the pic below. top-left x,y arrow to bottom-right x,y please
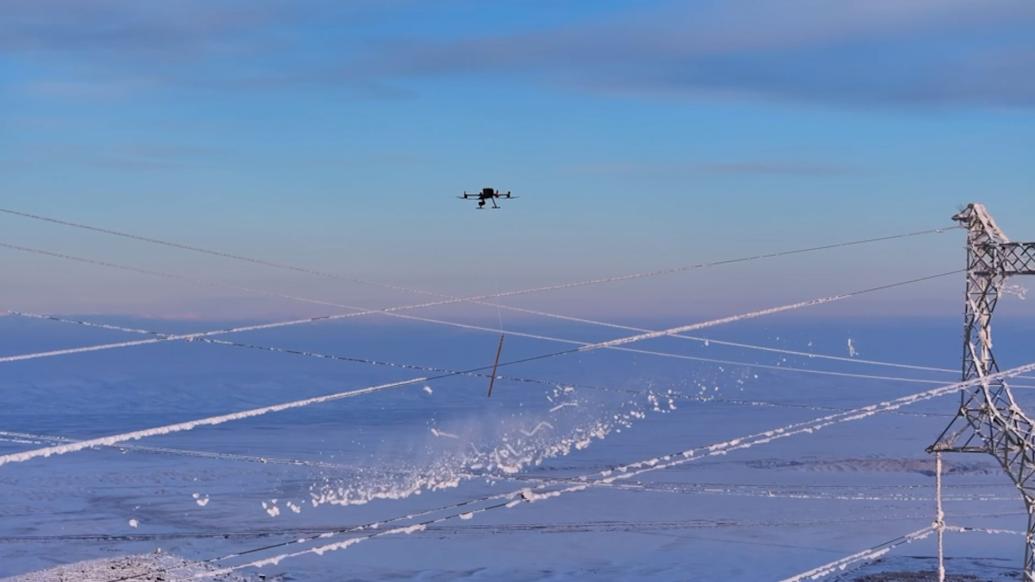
1,316 -> 1033,580
0,552 -> 260,582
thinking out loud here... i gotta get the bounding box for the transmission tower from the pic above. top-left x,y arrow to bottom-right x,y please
929,203 -> 1035,579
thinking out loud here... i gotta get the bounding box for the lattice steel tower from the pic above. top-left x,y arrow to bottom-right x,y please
929,203 -> 1035,578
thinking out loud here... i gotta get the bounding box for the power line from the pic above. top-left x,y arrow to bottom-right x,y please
0,269 -> 964,467
0,430 -> 358,470
0,267 -> 960,366
0,218 -> 967,376
0,514 -> 980,545
779,526 -> 937,582
10,231 -> 1004,412
11,308 -> 985,391
481,301 -> 969,376
0,232 -> 971,379
0,374 -> 963,474
0,207 -> 1009,575
120,359 -> 1035,580
211,359 -> 1035,576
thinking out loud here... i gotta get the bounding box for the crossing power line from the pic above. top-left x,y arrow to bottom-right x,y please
104,358 -> 1035,581
0,269 -> 963,467
4,239 -> 995,386
0,211 -> 963,373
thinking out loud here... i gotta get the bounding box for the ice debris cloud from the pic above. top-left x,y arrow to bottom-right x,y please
307,388 -> 675,512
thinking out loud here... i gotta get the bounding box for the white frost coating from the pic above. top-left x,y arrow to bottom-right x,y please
779,526 -> 935,581
0,308 -> 390,363
948,525 -> 1025,536
1003,283 -> 1028,300
0,375 -> 429,467
0,428 -> 361,470
581,294 -> 853,351
200,523 -> 428,578
570,479 -> 1012,503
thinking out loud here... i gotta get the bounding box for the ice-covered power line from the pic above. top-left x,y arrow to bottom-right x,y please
0,374 -> 440,467
779,526 -> 937,582
0,430 -> 357,470
0,213 -> 963,364
0,268 -> 960,366
947,525 -> 1026,536
0,224 -> 971,378
558,479 -> 1015,503
11,309 -> 981,391
581,271 -> 961,351
155,360 -> 1035,579
779,523 -> 1029,582
778,523 -> 1027,582
24,292 -> 1033,406
1,514 -> 984,545
486,301 -> 969,376
0,384 -> 961,475
0,277 -> 982,468
4,239 -> 987,384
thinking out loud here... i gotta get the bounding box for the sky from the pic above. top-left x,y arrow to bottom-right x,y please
1,0 -> 1034,321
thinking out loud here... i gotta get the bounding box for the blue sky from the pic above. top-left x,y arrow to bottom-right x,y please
2,0 -> 1034,320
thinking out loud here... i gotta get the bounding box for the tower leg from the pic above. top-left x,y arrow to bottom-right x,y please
935,452 -> 945,582
1026,506 -> 1035,582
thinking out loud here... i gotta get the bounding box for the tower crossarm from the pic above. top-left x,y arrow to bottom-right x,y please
1000,242 -> 1035,276
968,242 -> 1035,276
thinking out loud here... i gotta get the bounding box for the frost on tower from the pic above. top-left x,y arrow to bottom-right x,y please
928,203 -> 1035,578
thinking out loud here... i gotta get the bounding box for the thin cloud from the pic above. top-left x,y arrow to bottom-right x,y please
5,1 -> 1035,108
361,0 -> 1035,108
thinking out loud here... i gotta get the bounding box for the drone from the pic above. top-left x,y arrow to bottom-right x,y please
458,187 -> 517,209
